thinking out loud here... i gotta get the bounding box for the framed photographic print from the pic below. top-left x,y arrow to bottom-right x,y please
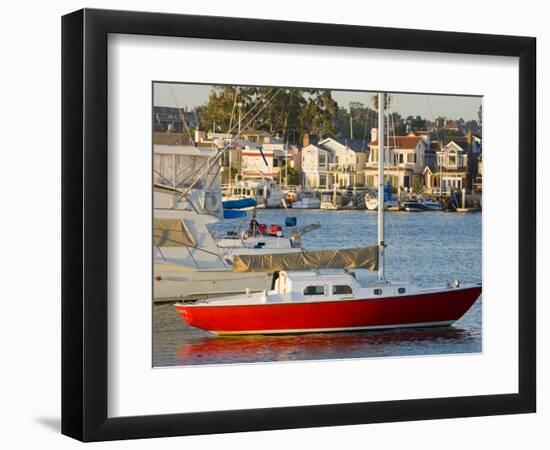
62,8 -> 536,441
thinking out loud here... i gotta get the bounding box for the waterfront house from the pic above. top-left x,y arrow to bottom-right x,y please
423,134 -> 481,194
423,140 -> 470,194
363,131 -> 430,190
237,138 -> 277,179
301,137 -> 365,189
301,143 -> 331,189
238,130 -> 289,181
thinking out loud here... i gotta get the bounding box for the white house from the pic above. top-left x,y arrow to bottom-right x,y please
301,137 -> 365,189
238,130 -> 288,180
301,144 -> 332,189
364,131 -> 429,189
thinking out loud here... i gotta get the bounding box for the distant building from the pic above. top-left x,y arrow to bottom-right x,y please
153,106 -> 199,133
423,140 -> 470,194
363,131 -> 430,190
301,137 -> 365,189
423,134 -> 481,194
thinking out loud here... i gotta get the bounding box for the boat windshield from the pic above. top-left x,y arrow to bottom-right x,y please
303,285 -> 325,296
332,285 -> 353,295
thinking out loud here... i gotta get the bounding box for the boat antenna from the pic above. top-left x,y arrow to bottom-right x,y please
377,92 -> 386,282
168,85 -> 196,147
179,89 -> 282,198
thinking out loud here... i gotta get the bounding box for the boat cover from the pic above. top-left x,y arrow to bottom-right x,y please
232,245 -> 378,272
222,198 -> 257,209
153,218 -> 196,247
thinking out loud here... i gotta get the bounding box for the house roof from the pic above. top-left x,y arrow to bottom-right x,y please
370,135 -> 422,149
441,140 -> 467,152
346,139 -> 371,152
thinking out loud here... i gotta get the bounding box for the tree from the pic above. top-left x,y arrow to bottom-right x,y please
198,87 -> 338,140
333,102 -> 377,144
405,115 -> 427,132
298,89 -> 338,137
283,165 -> 300,186
199,86 -> 242,133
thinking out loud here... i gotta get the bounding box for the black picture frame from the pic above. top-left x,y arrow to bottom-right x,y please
62,8 -> 536,442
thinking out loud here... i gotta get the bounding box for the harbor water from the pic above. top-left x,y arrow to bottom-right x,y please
153,210 -> 482,367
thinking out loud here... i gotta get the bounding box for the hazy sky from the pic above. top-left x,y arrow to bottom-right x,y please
154,83 -> 482,121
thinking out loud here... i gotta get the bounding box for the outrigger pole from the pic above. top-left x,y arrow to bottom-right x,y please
377,92 -> 386,282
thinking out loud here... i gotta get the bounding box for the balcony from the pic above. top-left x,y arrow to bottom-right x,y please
327,163 -> 355,172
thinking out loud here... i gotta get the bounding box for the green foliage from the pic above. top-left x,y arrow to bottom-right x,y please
405,115 -> 427,131
298,89 -> 338,137
198,87 -> 337,140
283,165 -> 300,186
197,87 -> 481,145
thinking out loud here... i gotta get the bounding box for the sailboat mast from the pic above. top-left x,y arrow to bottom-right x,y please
377,92 -> 386,282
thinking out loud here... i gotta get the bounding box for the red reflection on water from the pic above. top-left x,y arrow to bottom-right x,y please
175,327 -> 472,364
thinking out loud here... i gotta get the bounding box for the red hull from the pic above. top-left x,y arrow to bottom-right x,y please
175,286 -> 481,335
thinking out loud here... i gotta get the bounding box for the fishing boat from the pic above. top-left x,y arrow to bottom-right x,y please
153,146 -> 310,303
175,93 -> 481,334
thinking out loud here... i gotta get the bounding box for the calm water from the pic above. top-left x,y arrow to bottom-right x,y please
153,210 -> 482,367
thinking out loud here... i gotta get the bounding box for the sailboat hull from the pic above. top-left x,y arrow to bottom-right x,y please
175,286 -> 481,335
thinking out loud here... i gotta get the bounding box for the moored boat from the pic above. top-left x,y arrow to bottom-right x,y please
402,200 -> 429,212
175,270 -> 481,335
365,197 -> 400,211
174,93 -> 482,334
223,178 -> 285,208
421,198 -> 443,211
291,189 -> 321,209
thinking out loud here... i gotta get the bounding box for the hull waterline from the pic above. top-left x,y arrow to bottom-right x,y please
175,286 -> 481,335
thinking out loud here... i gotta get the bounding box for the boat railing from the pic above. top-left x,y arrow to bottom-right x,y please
154,240 -> 229,269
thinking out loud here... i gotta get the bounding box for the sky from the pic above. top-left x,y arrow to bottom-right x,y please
153,82 -> 482,121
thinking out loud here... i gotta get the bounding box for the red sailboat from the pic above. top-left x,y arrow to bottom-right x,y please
175,93 -> 481,335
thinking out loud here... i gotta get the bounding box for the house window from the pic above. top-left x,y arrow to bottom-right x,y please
448,152 -> 456,166
407,153 -> 416,163
333,285 -> 353,295
319,153 -> 327,166
304,285 -> 325,296
319,174 -> 327,188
